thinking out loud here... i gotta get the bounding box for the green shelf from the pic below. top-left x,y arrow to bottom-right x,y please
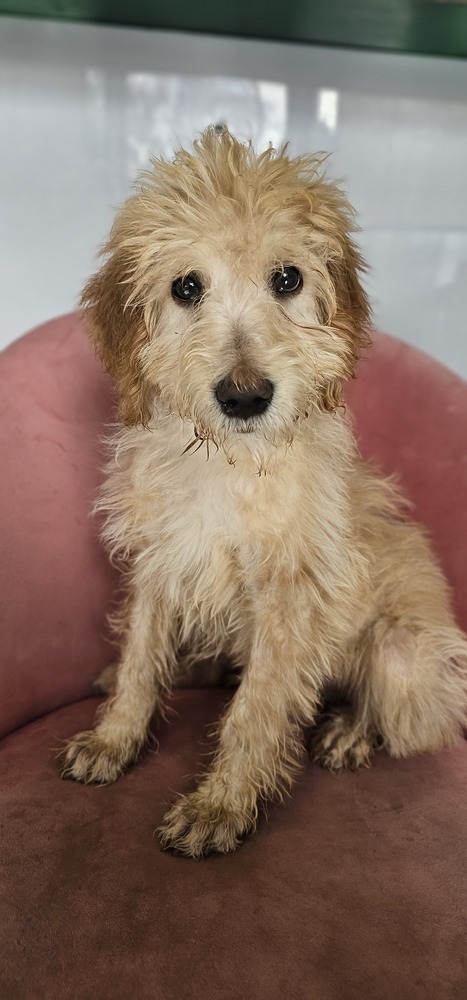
1,1 -> 467,58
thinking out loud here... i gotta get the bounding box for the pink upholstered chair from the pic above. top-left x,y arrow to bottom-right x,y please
1,314 -> 466,1000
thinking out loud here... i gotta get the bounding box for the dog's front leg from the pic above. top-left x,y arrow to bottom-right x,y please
159,581 -> 322,857
58,578 -> 177,784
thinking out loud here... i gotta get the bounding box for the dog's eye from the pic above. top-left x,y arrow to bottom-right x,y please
171,273 -> 203,305
271,266 -> 303,295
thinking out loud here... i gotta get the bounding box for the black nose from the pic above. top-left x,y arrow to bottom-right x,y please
214,376 -> 274,420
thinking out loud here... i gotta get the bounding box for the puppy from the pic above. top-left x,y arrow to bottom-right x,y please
59,128 -> 467,857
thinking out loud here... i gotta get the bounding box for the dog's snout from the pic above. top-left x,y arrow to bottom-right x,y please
215,376 -> 274,420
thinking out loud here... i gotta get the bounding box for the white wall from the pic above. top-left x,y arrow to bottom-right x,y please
1,17 -> 466,375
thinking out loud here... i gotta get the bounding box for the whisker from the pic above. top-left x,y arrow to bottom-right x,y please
181,431 -> 201,455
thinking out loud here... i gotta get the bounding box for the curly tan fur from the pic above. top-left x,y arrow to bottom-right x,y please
59,129 -> 467,858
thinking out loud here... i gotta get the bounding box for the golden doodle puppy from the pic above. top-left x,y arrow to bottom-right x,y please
59,128 -> 467,857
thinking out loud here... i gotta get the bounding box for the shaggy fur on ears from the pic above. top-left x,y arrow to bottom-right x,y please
81,254 -> 152,427
82,128 -> 370,426
60,129 -> 467,859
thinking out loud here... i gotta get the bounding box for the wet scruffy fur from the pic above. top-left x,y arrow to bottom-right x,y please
58,129 -> 467,857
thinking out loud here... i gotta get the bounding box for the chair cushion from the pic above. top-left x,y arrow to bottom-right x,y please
1,689 -> 466,1000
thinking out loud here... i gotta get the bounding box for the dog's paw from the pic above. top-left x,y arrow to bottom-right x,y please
58,730 -> 139,784
310,709 -> 377,772
158,790 -> 254,858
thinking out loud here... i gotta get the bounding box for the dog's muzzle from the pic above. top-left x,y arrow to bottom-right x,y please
214,376 -> 274,420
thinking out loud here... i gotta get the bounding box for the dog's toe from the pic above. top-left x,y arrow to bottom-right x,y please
310,709 -> 377,772
58,730 -> 136,784
158,791 -> 253,858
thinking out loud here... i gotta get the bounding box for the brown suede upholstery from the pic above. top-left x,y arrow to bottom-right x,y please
1,315 -> 466,999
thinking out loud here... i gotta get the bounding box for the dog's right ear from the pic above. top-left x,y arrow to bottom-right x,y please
81,246 -> 152,428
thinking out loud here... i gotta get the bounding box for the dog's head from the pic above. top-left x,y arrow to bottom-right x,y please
82,128 -> 370,460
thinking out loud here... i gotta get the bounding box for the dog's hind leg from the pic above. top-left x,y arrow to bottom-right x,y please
314,517 -> 467,771
310,702 -> 379,771
59,576 -> 178,783
359,618 -> 467,758
312,616 -> 467,770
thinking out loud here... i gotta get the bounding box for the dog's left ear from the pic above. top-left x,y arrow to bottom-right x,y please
81,240 -> 153,428
309,178 -> 371,413
320,236 -> 371,412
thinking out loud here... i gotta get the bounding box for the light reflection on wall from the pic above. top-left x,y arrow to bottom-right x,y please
123,73 -> 288,174
317,89 -> 339,131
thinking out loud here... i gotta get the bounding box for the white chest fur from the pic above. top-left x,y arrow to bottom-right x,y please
99,413 -> 356,651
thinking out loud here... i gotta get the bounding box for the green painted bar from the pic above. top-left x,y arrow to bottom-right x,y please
0,1 -> 466,57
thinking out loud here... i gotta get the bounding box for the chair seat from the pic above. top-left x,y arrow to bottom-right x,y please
1,689 -> 466,1000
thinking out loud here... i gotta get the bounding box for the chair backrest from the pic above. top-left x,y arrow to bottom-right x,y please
346,332 -> 467,632
1,315 -> 466,738
0,314 -> 117,738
